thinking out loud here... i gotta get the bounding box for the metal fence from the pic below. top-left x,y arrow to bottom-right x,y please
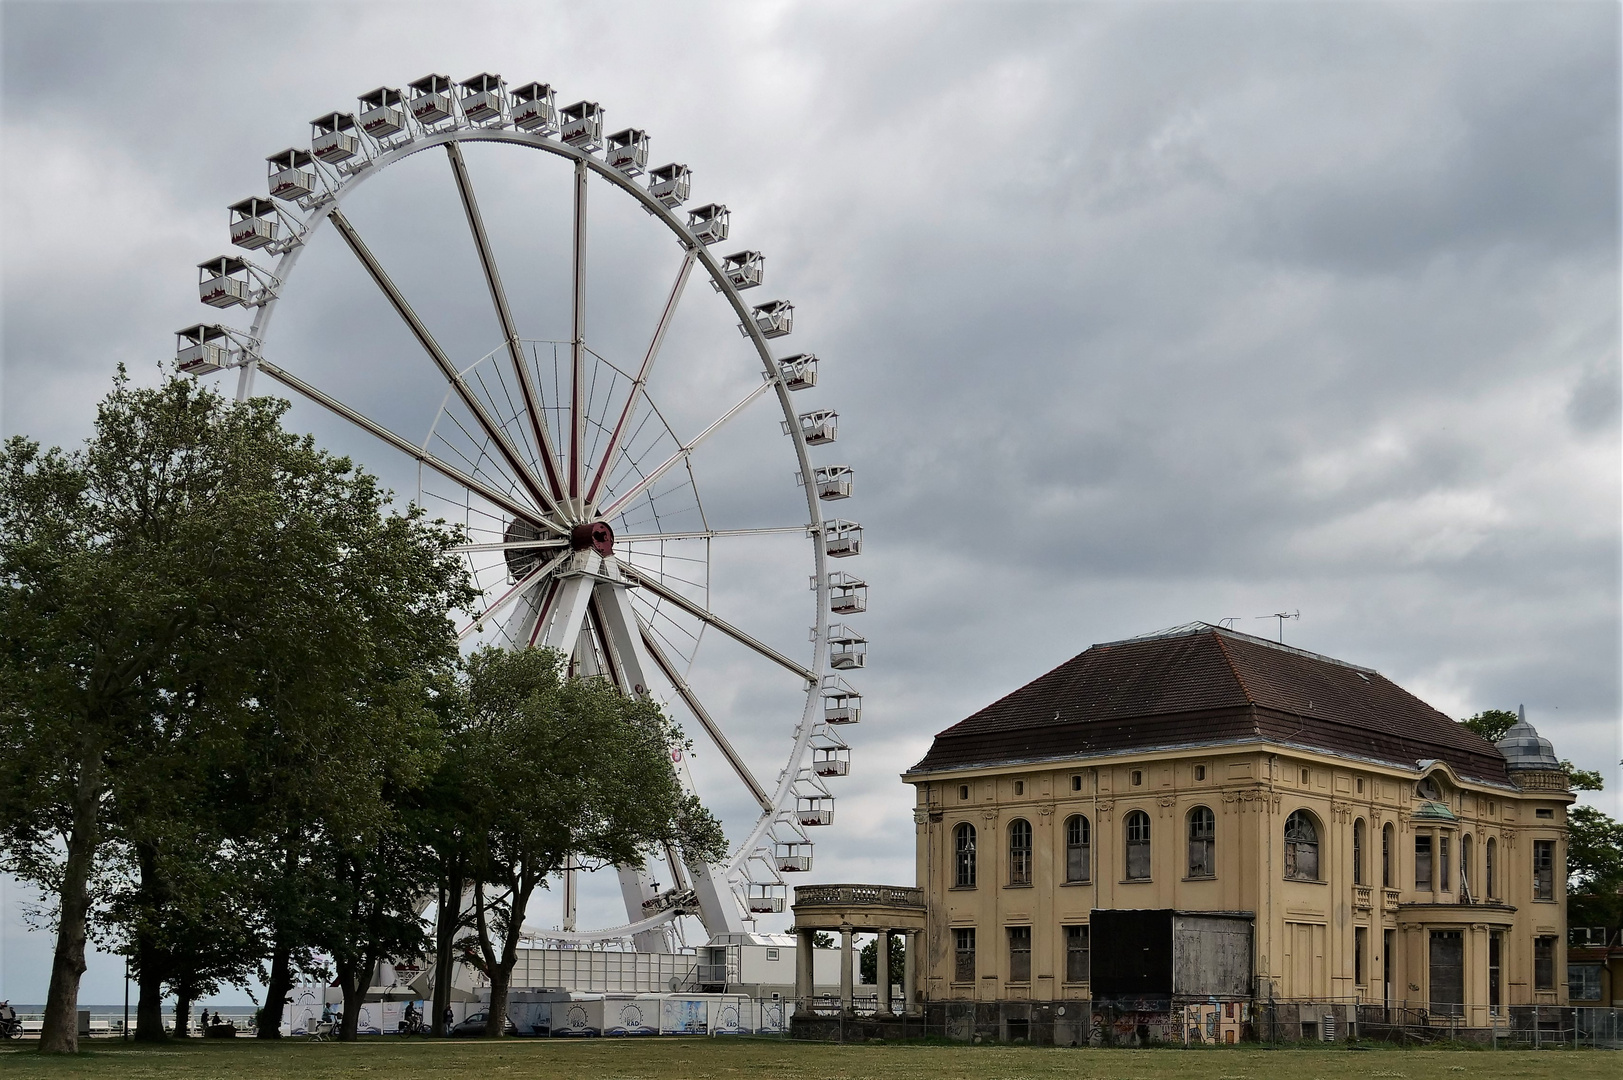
788,999 -> 1623,1048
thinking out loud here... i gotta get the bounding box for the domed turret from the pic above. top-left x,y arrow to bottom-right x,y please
1496,705 -> 1560,771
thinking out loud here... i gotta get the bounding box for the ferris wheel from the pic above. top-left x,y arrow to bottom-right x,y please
175,74 -> 867,948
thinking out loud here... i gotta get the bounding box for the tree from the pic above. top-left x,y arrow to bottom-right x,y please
0,371 -> 472,1051
459,647 -> 727,1036
859,933 -> 906,989
1459,709 -> 1519,743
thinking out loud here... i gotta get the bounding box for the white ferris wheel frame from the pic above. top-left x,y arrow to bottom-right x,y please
181,80 -> 864,948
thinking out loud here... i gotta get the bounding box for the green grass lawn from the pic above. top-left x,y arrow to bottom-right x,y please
0,1038 -> 1616,1080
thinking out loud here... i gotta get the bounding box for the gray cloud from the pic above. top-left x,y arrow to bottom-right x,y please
2,0 -> 1617,1002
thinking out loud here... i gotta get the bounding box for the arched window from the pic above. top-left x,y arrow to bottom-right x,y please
1008,819 -> 1033,885
1382,822 -> 1394,888
1461,834 -> 1474,900
954,823 -> 976,888
1353,818 -> 1366,885
1485,837 -> 1496,898
1064,815 -> 1091,883
1125,810 -> 1152,880
1187,807 -> 1215,878
1284,810 -> 1320,881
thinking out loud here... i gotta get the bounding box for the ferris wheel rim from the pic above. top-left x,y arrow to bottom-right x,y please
198,91 -> 852,941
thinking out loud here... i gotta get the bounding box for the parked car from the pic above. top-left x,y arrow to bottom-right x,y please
450,1011 -> 519,1037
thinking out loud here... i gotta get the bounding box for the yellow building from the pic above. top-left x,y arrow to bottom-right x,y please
901,624 -> 1574,1026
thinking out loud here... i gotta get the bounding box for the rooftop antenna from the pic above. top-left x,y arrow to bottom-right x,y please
1256,610 -> 1300,643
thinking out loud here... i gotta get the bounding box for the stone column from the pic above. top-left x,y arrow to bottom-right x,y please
839,927 -> 854,1015
877,930 -> 893,1015
903,930 -> 918,1014
795,928 -> 814,1014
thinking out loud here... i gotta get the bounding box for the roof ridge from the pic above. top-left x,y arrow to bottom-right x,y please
1211,630 -> 1256,703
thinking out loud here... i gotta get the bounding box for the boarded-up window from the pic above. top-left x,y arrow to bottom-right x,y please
1534,935 -> 1556,989
1533,840 -> 1554,900
1008,926 -> 1031,982
954,927 -> 976,982
1008,819 -> 1033,886
1282,921 -> 1327,998
1187,806 -> 1215,878
1415,834 -> 1433,890
1284,810 -> 1319,881
1125,810 -> 1152,880
1429,930 -> 1464,1016
1065,815 -> 1090,883
954,823 -> 976,888
1064,925 -> 1089,983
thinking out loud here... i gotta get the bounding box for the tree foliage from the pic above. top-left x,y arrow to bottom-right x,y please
0,371 -> 472,1050
458,646 -> 726,1035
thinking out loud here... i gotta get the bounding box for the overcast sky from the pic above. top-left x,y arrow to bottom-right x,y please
2,0 -> 1619,1005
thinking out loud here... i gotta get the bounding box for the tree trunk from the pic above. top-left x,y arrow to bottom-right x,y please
431,856 -> 463,1038
258,937 -> 292,1038
133,840 -> 171,1042
135,964 -> 166,1042
338,962 -> 371,1042
486,875 -> 536,1039
38,737 -> 104,1054
173,995 -> 192,1039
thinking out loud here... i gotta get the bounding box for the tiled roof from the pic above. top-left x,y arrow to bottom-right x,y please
909,624 -> 1511,784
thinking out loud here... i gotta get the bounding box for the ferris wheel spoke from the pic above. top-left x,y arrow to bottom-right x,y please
570,158 -> 588,502
327,207 -> 563,519
456,550 -> 567,641
584,251 -> 697,509
620,562 -> 816,683
618,526 -> 806,543
444,142 -> 567,502
639,618 -> 772,812
257,359 -> 559,533
597,380 -> 775,521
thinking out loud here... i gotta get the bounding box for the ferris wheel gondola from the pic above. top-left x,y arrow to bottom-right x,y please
176,72 -> 864,949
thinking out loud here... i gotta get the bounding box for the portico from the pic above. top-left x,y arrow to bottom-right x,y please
791,885 -> 927,1016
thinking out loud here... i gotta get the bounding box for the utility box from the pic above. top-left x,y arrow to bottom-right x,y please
1090,909 -> 1253,1000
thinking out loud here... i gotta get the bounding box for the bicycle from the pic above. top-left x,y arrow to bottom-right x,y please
397,1015 -> 427,1037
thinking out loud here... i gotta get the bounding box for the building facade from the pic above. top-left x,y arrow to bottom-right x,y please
901,624 -> 1574,1024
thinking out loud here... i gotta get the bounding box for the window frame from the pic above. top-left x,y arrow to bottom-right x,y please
1064,814 -> 1091,883
1007,925 -> 1032,983
1124,809 -> 1152,881
1415,833 -> 1433,891
1485,837 -> 1496,898
1186,805 -> 1216,879
1353,818 -> 1366,885
1007,818 -> 1033,887
953,927 -> 976,983
1533,839 -> 1555,901
953,822 -> 977,889
1534,935 -> 1556,990
1283,809 -> 1321,882
1382,822 -> 1394,888
1064,924 -> 1090,983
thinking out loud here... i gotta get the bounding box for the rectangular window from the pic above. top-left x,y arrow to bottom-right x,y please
1569,964 -> 1603,1001
1415,835 -> 1433,891
1439,835 -> 1450,891
1533,840 -> 1554,900
1429,931 -> 1464,1017
1008,926 -> 1031,983
1064,925 -> 1089,983
953,928 -> 976,983
766,947 -> 779,962
1355,927 -> 1367,987
1489,932 -> 1502,1010
1065,815 -> 1091,883
1071,774 -> 1082,792
1534,935 -> 1556,990
1194,764 -> 1206,781
1131,769 -> 1143,787
1536,808 -> 1554,819
1187,809 -> 1215,878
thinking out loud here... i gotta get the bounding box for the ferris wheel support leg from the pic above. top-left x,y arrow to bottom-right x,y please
616,865 -> 668,953
535,570 -> 595,653
234,358 -> 259,401
593,576 -> 655,697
